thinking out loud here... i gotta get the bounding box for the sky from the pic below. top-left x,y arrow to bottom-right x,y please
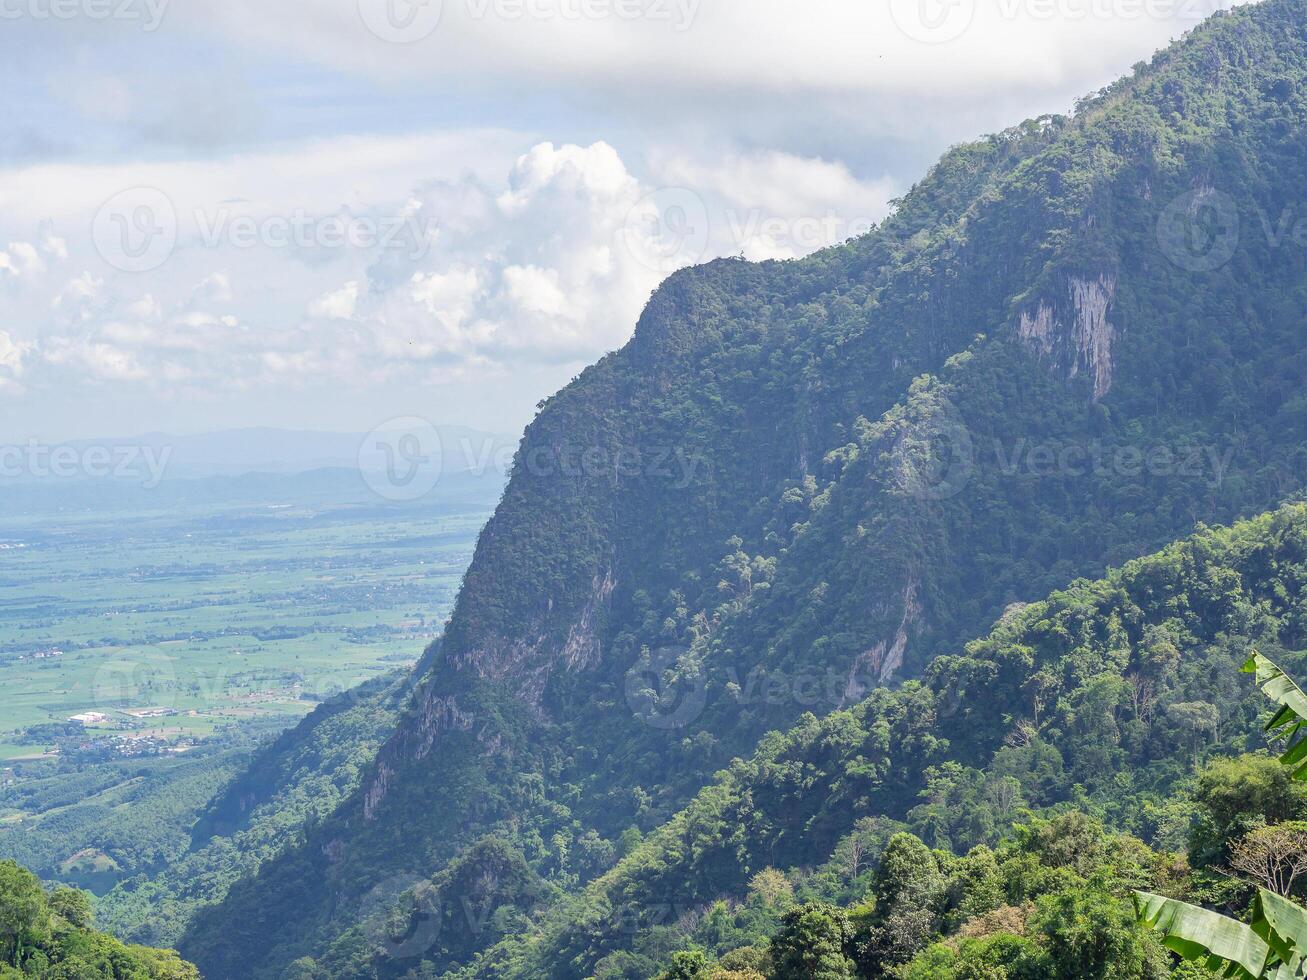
0,0 -> 1247,443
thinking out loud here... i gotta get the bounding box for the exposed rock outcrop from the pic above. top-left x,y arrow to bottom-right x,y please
1017,274 -> 1118,400
843,577 -> 921,701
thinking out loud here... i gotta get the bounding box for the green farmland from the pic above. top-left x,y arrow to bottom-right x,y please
0,474 -> 497,745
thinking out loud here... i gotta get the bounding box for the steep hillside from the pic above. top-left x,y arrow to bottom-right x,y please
97,672 -> 408,950
186,3 -> 1307,976
461,503 -> 1307,978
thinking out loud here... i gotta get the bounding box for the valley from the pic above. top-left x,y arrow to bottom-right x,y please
0,469 -> 500,894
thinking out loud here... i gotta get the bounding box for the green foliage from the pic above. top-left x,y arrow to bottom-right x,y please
1136,650 -> 1307,978
97,671 -> 407,949
1034,886 -> 1165,979
0,859 -> 196,978
1188,754 -> 1307,869
45,890 -> 91,931
459,505 -> 1307,978
658,948 -> 710,980
768,904 -> 857,980
1244,653 -> 1307,779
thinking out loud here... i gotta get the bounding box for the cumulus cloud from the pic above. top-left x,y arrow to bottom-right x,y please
190,271 -> 233,305
39,225 -> 67,261
338,140 -> 659,368
1,137 -> 895,399
0,242 -> 46,278
51,272 -> 107,323
0,331 -> 29,390
43,339 -> 150,383
309,280 -> 361,320
656,150 -> 897,260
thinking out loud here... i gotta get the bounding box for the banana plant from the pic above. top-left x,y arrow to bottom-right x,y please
1134,653 -> 1307,978
1134,888 -> 1307,979
1245,652 -> 1307,780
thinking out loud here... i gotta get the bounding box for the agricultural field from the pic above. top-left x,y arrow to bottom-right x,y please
0,470 -> 499,757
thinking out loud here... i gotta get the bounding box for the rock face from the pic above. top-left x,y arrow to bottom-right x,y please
561,568 -> 617,671
844,577 -> 921,703
1018,274 -> 1117,400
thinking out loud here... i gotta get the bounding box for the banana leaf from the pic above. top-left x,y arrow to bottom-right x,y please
1243,652 -> 1307,780
1253,888 -> 1307,975
1136,887 -> 1307,979
1135,891 -> 1276,979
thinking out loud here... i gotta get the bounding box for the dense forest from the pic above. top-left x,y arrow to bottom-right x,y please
434,504 -> 1307,978
0,859 -> 199,978
176,2 -> 1307,976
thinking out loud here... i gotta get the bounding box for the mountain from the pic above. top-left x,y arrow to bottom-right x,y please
181,2 -> 1307,975
469,502 -> 1307,977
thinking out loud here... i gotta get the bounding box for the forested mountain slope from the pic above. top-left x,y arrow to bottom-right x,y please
97,672 -> 409,951
186,2 -> 1307,976
462,503 -> 1307,978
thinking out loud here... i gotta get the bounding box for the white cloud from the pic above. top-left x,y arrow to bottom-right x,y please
503,265 -> 568,318
39,225 -> 67,261
178,0 -> 1249,137
309,280 -> 361,320
0,129 -> 529,229
190,271 -> 233,305
0,137 -> 901,397
52,272 -> 106,322
0,330 -> 29,390
0,242 -> 45,278
43,339 -> 150,383
656,149 -> 897,260
127,294 -> 163,321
